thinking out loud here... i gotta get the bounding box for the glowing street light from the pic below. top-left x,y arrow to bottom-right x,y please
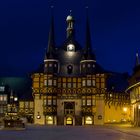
36,112 -> 41,119
123,107 -> 127,112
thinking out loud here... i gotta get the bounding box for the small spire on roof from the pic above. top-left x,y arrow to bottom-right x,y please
136,50 -> 140,66
46,6 -> 55,59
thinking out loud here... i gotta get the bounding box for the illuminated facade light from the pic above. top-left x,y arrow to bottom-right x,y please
14,97 -> 18,101
123,107 -> 127,112
36,112 -> 41,119
85,116 -> 93,125
67,44 -> 75,51
110,94 -> 112,97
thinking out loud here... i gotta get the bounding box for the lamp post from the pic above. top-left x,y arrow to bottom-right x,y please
36,112 -> 41,119
123,107 -> 127,122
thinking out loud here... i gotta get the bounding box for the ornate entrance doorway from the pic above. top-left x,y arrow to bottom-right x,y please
66,117 -> 73,125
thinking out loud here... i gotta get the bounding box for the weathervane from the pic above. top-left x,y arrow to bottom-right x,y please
70,10 -> 72,15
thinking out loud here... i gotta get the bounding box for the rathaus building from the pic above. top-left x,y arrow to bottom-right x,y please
31,12 -> 130,125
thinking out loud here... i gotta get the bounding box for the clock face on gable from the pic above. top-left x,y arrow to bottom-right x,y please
67,44 -> 75,51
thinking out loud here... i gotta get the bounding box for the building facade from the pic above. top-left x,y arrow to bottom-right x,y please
126,52 -> 140,126
31,13 -> 130,125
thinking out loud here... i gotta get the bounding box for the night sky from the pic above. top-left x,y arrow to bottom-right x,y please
0,0 -> 140,76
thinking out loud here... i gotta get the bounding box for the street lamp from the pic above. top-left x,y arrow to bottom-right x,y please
122,107 -> 127,122
36,112 -> 41,119
138,105 -> 140,109
123,107 -> 128,112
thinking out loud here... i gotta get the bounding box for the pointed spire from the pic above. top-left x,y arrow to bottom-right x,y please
136,51 -> 140,66
46,6 -> 55,59
85,6 -> 92,53
83,7 -> 96,60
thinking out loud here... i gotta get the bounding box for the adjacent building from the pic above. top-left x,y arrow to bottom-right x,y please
126,52 -> 140,126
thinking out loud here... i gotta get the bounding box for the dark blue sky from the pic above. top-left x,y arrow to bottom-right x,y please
0,0 -> 140,76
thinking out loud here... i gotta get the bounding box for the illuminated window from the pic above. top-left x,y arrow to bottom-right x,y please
82,80 -> 86,86
66,117 -> 73,125
93,64 -> 95,68
0,86 -> 5,91
48,80 -> 52,86
3,95 -> 7,101
0,95 -> 3,101
48,99 -> 51,105
87,99 -> 91,106
92,80 -> 95,86
53,99 -> 56,105
96,83 -> 100,88
53,80 -> 57,86
73,78 -> 76,82
25,102 -> 29,108
73,83 -> 76,88
101,78 -> 105,82
96,78 -> 100,82
87,80 -> 91,86
46,116 -> 53,125
68,78 -> 72,82
92,99 -> 96,106
63,78 -> 66,82
85,117 -> 92,124
68,83 -> 72,88
82,100 -> 85,106
78,78 -> 81,82
44,100 -> 46,106
101,83 -> 105,88
63,83 -> 66,88
44,80 -> 47,86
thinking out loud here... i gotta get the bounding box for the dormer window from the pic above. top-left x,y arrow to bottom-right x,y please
67,65 -> 73,74
67,44 -> 75,52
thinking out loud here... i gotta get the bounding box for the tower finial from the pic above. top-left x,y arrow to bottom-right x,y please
51,5 -> 54,9
136,50 -> 140,66
70,10 -> 72,15
66,10 -> 75,38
